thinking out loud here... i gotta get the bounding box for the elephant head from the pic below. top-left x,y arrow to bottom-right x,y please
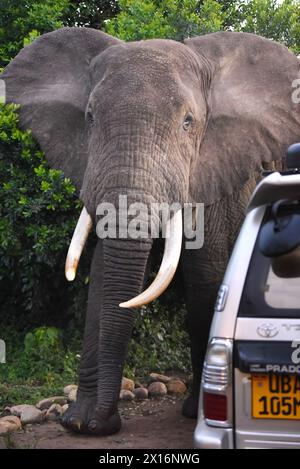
2,28 -> 300,434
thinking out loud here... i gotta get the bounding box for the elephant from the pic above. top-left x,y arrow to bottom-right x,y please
2,27 -> 300,436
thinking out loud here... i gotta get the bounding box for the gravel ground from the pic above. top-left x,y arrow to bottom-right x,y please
0,396 -> 196,449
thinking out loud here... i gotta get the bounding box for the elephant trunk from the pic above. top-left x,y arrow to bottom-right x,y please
119,209 -> 183,308
96,236 -> 152,418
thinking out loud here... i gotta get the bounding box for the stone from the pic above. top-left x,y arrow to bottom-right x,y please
121,377 -> 135,392
36,396 -> 67,410
0,416 -> 21,434
133,387 -> 148,400
166,379 -> 187,396
62,404 -> 69,414
63,384 -> 78,397
119,390 -> 135,401
20,407 -> 44,425
5,404 -> 34,417
148,382 -> 167,397
134,381 -> 143,389
46,404 -> 63,421
68,388 -> 77,402
149,373 -> 171,384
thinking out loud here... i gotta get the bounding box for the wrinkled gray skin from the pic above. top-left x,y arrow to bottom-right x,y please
2,28 -> 300,435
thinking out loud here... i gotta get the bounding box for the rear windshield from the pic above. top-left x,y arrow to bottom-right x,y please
239,207 -> 300,319
265,268 -> 300,309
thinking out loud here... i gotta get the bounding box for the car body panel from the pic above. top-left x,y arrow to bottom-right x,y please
194,171 -> 300,449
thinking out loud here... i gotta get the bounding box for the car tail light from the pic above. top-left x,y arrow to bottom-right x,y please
203,393 -> 227,421
202,338 -> 233,427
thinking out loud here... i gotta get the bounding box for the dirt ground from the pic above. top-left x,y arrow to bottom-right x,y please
0,396 -> 196,449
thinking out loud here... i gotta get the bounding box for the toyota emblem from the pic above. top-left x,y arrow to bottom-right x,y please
257,323 -> 279,338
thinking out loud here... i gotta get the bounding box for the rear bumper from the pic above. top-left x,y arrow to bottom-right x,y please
194,420 -> 300,449
236,430 -> 300,449
194,419 -> 234,449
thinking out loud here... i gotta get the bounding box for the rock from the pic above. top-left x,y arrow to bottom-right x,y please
121,377 -> 135,392
6,404 -> 43,425
166,379 -> 187,396
119,390 -> 135,401
133,387 -> 148,400
0,416 -> 21,434
62,404 -> 69,414
63,384 -> 78,397
46,404 -> 63,421
36,396 -> 67,410
134,381 -> 143,389
20,407 -> 44,425
149,373 -> 171,384
5,404 -> 34,417
148,382 -> 167,397
68,388 -> 77,402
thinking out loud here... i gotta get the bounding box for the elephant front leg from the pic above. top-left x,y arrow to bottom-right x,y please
181,188 -> 251,418
180,243 -> 228,419
182,280 -> 220,418
86,237 -> 152,435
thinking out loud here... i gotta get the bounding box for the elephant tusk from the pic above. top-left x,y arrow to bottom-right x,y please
119,209 -> 183,309
65,207 -> 93,281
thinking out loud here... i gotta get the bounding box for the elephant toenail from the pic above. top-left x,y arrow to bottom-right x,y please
70,418 -> 82,431
88,420 -> 98,431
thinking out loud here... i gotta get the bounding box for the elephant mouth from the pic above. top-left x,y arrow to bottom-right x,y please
65,206 -> 183,308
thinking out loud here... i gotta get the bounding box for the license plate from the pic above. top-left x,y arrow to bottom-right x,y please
252,374 -> 300,420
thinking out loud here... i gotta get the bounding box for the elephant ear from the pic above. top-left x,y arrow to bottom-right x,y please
1,27 -> 122,192
185,32 -> 300,204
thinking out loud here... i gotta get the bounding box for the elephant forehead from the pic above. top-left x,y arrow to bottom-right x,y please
89,42 -> 199,112
92,39 -> 192,68
90,40 -> 198,88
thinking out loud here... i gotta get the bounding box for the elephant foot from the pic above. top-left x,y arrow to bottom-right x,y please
86,409 -> 121,436
182,394 -> 199,419
60,392 -> 121,436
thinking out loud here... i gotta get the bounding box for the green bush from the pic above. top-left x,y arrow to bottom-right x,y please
0,104 -> 88,407
0,325 -> 80,410
126,301 -> 190,379
0,301 -> 190,410
0,325 -> 79,385
0,0 -> 69,67
228,0 -> 300,55
0,103 -> 91,331
105,0 -> 224,41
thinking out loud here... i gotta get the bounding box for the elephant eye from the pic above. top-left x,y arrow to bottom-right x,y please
182,113 -> 194,131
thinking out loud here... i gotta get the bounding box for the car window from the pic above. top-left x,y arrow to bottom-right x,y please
239,206 -> 300,319
265,267 -> 300,309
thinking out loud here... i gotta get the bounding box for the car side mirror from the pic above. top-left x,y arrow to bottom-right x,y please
286,142 -> 300,169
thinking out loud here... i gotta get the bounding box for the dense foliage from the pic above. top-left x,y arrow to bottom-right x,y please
0,0 -> 69,67
106,0 -> 300,54
0,104 -> 81,323
63,0 -> 120,29
106,0 -> 224,41
229,0 -> 300,55
0,1 -> 299,403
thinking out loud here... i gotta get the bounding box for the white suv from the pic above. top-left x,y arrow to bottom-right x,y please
194,144 -> 300,449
